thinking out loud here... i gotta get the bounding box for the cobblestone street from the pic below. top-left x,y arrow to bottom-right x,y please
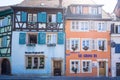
0,75 -> 120,80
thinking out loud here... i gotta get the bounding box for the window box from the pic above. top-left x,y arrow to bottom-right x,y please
26,66 -> 31,69
99,46 -> 104,51
26,43 -> 36,46
83,46 -> 89,50
71,44 -> 78,51
47,43 -> 56,47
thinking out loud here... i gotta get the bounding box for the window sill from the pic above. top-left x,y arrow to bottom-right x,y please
47,43 -> 56,47
26,43 -> 36,46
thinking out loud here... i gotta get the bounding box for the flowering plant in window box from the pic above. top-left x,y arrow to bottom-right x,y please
99,46 -> 104,51
72,44 -> 78,52
83,46 -> 89,50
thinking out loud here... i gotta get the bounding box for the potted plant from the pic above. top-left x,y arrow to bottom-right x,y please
83,46 -> 89,50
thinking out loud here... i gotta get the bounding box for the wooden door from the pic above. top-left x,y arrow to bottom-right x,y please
99,61 -> 106,76
53,61 -> 61,76
116,63 -> 120,76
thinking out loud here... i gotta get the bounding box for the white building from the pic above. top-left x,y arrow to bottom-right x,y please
111,21 -> 120,77
11,0 -> 65,76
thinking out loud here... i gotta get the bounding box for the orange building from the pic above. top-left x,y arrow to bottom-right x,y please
65,3 -> 112,77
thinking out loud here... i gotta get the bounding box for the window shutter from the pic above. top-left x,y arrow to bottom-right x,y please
38,32 -> 46,44
111,23 -> 114,33
57,12 -> 62,23
21,11 -> 27,22
38,12 -> 47,23
19,33 -> 26,44
2,36 -> 7,47
115,44 -> 120,53
66,39 -> 70,50
57,32 -> 64,44
94,39 -> 97,50
107,22 -> 110,31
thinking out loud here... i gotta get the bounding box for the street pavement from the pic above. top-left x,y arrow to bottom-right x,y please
0,75 -> 120,80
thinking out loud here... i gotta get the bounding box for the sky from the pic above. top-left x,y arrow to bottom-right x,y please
0,0 -> 117,13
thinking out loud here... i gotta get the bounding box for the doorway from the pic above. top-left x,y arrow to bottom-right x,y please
1,59 -> 11,75
99,61 -> 106,76
116,63 -> 120,76
53,60 -> 62,76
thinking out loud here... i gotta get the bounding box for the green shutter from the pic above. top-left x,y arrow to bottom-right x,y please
19,33 -> 26,44
38,32 -> 46,44
38,12 -> 46,22
57,32 -> 64,44
57,12 -> 62,23
21,11 -> 27,22
2,36 -> 7,47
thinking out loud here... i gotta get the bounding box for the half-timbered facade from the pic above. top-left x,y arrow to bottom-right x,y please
65,0 -> 112,77
11,0 -> 65,76
0,6 -> 13,75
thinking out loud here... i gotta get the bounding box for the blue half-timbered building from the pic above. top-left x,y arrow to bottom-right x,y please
11,0 -> 65,76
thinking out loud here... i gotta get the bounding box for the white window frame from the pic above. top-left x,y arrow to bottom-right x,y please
70,38 -> 80,52
47,14 -> 56,23
71,21 -> 79,32
80,21 -> 89,32
26,55 -> 45,69
82,60 -> 92,73
97,22 -> 107,32
46,33 -> 57,44
81,38 -> 91,51
91,7 -> 98,15
28,13 -> 37,22
27,33 -> 38,44
97,38 -> 107,52
70,60 -> 80,73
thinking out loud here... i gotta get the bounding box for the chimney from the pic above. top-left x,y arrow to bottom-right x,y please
59,0 -> 62,7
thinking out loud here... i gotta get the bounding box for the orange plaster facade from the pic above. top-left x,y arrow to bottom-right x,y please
65,20 -> 111,77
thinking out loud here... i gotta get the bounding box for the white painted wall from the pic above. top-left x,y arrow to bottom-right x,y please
11,31 -> 65,75
111,34 -> 120,77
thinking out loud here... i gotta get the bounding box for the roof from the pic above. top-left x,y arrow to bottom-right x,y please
16,0 -> 60,8
63,0 -> 112,20
0,6 -> 11,12
114,0 -> 120,17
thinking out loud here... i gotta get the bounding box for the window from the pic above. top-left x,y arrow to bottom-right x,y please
81,22 -> 89,31
70,60 -> 80,73
16,11 -> 21,22
28,14 -> 37,22
82,60 -> 92,73
47,14 -> 56,23
97,39 -> 107,51
97,22 -> 106,32
47,34 -> 57,45
27,33 -> 37,44
91,7 -> 98,15
71,21 -> 89,32
26,56 -> 45,69
82,39 -> 90,51
66,39 -> 70,50
70,38 -> 80,52
113,25 -> 120,33
0,19 -> 3,27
